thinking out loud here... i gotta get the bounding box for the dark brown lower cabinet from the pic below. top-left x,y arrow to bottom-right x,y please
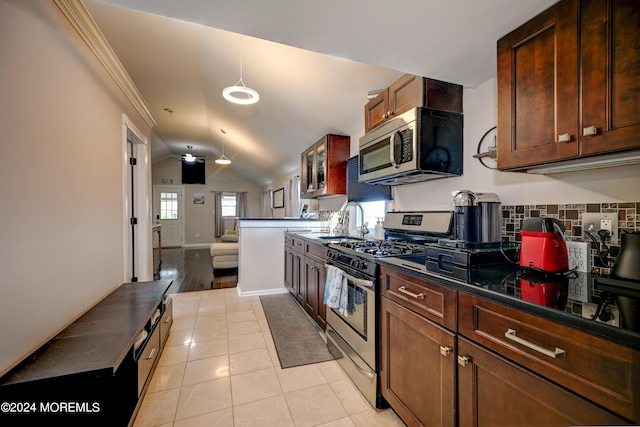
457,337 -> 628,427
380,295 -> 456,427
304,257 -> 327,329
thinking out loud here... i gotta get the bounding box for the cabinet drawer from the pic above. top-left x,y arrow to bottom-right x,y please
291,237 -> 304,252
379,266 -> 457,331
305,241 -> 327,260
160,297 -> 173,347
137,326 -> 160,397
458,292 -> 640,422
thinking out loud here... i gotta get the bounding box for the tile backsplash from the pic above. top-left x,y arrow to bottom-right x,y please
502,202 -> 639,275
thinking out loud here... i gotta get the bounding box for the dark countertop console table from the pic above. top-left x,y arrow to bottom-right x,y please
0,280 -> 173,426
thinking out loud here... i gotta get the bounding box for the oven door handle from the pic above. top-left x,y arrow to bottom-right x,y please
326,264 -> 374,288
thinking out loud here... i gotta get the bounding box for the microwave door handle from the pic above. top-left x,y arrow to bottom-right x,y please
389,133 -> 399,168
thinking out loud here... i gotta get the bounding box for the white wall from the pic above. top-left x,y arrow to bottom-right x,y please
152,157 -> 263,244
0,1 -> 151,375
392,78 -> 640,210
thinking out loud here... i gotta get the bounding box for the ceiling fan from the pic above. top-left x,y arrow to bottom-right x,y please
170,145 -> 207,163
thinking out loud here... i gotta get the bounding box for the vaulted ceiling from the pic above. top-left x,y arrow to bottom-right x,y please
85,0 -> 558,186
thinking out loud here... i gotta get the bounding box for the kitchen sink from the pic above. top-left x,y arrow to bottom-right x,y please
316,235 -> 353,240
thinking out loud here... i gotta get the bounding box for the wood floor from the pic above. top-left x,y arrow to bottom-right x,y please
159,247 -> 237,294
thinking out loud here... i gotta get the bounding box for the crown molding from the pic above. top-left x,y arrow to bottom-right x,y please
53,0 -> 157,128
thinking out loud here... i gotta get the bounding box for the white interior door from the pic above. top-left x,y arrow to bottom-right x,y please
153,185 -> 184,247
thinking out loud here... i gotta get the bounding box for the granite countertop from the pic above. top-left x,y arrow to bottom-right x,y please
0,280 -> 172,386
377,257 -> 640,351
240,217 -> 322,221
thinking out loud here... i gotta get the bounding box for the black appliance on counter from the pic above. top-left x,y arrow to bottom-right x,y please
594,230 -> 640,331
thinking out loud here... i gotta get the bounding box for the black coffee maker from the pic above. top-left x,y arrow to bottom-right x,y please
452,190 -> 502,248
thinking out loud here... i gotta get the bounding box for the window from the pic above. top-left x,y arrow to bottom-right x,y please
221,193 -> 237,217
160,192 -> 178,220
361,200 -> 387,229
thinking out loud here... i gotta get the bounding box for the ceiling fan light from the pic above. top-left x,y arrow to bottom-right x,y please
215,154 -> 231,165
183,153 -> 197,163
222,84 -> 259,105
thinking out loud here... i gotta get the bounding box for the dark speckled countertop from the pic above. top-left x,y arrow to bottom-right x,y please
0,280 -> 172,386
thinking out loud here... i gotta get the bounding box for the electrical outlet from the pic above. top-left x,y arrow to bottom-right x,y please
581,213 -> 618,244
581,302 -> 619,327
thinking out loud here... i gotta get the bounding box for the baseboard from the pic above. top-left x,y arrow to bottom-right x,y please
236,284 -> 289,297
181,243 -> 214,249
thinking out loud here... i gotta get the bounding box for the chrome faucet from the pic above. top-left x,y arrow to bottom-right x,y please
342,201 -> 369,239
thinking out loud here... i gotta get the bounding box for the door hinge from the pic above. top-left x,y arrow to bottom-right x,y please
129,157 -> 137,165
130,217 -> 138,225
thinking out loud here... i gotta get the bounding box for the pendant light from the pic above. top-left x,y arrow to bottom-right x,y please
223,37 -> 259,105
215,129 -> 231,165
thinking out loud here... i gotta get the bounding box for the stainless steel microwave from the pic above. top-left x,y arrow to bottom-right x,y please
358,107 -> 463,185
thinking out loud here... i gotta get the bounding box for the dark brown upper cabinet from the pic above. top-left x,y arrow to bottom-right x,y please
497,0 -> 640,170
364,74 -> 463,134
300,134 -> 350,199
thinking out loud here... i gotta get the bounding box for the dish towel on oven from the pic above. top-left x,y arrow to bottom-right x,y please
324,265 -> 349,316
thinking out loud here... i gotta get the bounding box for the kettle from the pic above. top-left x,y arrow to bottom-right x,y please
612,230 -> 640,281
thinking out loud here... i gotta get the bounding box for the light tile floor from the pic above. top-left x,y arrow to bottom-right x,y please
133,288 -> 406,427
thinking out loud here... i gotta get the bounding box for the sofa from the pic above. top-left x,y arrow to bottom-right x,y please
210,242 -> 239,271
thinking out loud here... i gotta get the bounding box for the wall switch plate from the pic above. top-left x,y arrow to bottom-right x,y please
581,213 -> 618,244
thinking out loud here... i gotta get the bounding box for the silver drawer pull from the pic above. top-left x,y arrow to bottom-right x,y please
582,125 -> 598,136
164,316 -> 172,324
558,133 -> 571,142
504,329 -> 566,359
146,347 -> 157,360
458,355 -> 470,367
398,286 -> 424,300
440,346 -> 452,357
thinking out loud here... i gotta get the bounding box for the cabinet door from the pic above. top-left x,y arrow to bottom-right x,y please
315,261 -> 327,329
388,74 -> 423,118
301,148 -> 315,197
304,256 -> 317,316
380,296 -> 456,427
291,251 -> 301,298
315,139 -> 327,194
364,89 -> 389,133
457,337 -> 627,427
284,247 -> 293,292
580,0 -> 640,156
497,0 -> 580,169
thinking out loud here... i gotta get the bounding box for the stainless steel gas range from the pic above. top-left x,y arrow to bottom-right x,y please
324,210 -> 518,408
324,211 -> 453,408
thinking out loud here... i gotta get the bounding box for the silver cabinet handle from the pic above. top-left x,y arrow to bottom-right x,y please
146,347 -> 157,360
398,285 -> 424,300
582,125 -> 598,136
164,316 -> 172,324
558,133 -> 571,142
457,355 -> 470,367
440,346 -> 452,357
504,329 -> 566,359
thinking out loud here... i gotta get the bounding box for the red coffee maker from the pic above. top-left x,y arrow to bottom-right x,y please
518,218 -> 570,309
519,218 -> 569,272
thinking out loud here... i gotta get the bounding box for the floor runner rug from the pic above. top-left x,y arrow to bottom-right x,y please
260,293 -> 335,368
